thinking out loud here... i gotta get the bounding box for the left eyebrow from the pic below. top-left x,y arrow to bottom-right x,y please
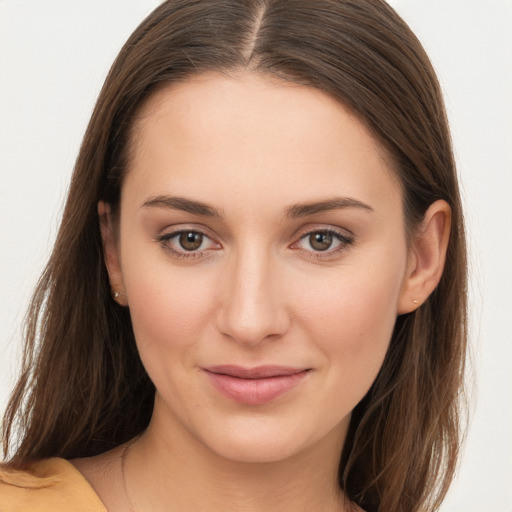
284,197 -> 374,218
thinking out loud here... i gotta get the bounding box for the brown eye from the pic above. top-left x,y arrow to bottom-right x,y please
179,232 -> 204,251
158,229 -> 221,259
308,232 -> 333,251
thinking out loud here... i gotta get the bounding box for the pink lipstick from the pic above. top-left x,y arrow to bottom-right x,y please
204,365 -> 310,405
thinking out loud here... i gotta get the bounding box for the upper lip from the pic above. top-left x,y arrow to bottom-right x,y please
204,365 -> 309,379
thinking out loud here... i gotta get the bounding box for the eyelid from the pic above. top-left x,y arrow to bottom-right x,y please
292,223 -> 354,240
154,223 -> 354,260
289,225 -> 355,258
156,223 -> 220,242
155,224 -> 222,259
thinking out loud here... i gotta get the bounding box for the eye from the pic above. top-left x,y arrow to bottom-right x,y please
158,229 -> 220,258
307,232 -> 335,251
293,229 -> 353,256
178,231 -> 205,251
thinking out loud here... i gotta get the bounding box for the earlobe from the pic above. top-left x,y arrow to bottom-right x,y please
397,200 -> 451,315
98,201 -> 127,306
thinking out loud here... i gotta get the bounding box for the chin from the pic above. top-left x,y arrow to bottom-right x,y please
193,411 -> 349,466
208,432 -> 310,464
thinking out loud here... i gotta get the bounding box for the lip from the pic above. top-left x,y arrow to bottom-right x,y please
203,365 -> 311,405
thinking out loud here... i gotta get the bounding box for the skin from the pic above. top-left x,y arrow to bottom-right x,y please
73,71 -> 450,512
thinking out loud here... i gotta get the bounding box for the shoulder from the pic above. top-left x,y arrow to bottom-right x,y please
0,458 -> 106,512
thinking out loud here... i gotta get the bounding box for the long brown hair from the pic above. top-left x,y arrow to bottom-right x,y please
2,1 -> 467,511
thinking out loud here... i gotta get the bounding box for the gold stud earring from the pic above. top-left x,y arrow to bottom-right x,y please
412,299 -> 419,304
113,291 -> 123,299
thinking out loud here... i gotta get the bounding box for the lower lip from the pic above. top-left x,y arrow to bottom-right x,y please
205,370 -> 310,405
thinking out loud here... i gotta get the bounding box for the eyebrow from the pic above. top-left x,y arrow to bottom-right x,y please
284,197 -> 374,217
142,195 -> 223,218
141,195 -> 374,219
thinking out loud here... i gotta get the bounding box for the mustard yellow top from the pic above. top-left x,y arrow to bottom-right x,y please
0,457 -> 106,511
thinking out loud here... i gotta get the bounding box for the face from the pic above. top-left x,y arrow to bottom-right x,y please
108,72 -> 411,463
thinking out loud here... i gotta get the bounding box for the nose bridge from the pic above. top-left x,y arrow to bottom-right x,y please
217,243 -> 287,345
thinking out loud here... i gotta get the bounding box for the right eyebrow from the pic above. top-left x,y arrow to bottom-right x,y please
141,195 -> 224,219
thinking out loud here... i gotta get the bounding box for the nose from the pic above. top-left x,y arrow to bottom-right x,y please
215,247 -> 289,346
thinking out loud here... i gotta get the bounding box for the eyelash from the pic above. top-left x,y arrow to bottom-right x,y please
157,229 -> 219,260
292,229 -> 354,259
156,227 -> 354,260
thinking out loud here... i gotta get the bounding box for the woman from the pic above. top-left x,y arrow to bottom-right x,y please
0,1 -> 467,511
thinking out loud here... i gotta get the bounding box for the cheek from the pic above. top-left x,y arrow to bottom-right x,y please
292,256 -> 404,382
121,248 -> 217,357
298,267 -> 400,335
122,263 -> 221,413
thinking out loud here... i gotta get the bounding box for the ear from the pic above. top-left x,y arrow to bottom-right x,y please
397,200 -> 451,314
98,201 -> 128,306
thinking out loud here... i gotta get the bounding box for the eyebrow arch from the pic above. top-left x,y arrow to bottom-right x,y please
285,197 -> 374,218
141,195 -> 223,219
141,194 -> 373,220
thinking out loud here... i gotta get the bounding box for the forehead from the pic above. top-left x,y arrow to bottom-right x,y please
124,71 -> 401,215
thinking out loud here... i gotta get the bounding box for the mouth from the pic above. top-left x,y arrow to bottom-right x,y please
203,365 -> 311,405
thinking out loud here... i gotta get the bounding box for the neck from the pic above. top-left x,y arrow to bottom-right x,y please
123,399 -> 352,512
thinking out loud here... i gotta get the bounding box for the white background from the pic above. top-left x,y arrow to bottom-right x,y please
1,2 -> 511,511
